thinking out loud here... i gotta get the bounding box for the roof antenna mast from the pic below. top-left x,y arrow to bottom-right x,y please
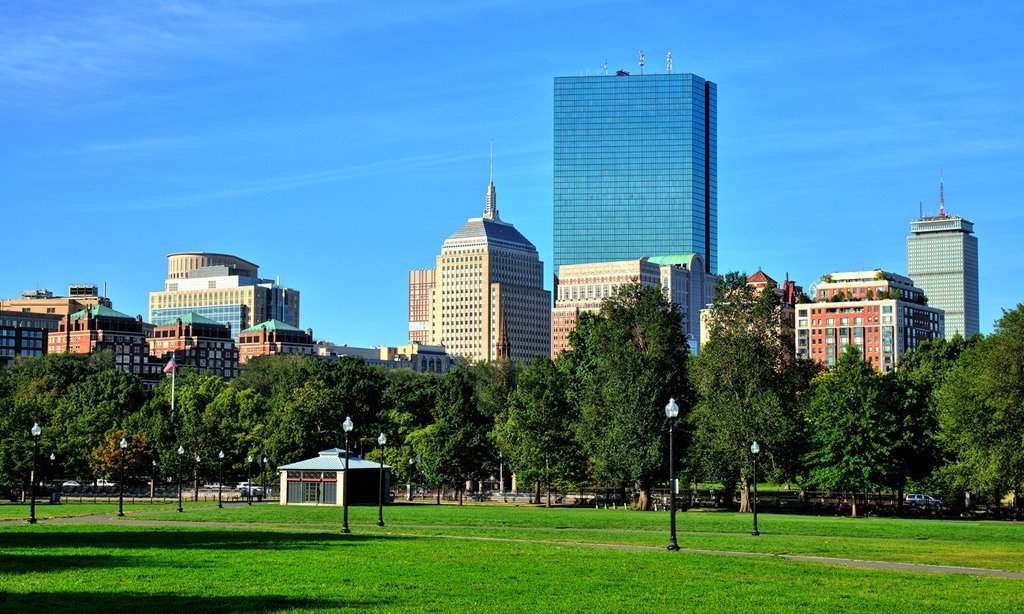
938,170 -> 946,217
638,49 -> 645,74
666,52 -> 673,73
603,58 -> 608,75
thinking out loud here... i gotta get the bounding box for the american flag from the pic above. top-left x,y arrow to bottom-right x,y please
163,354 -> 177,374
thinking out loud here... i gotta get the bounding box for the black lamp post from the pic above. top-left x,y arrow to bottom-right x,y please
377,432 -> 387,527
246,455 -> 253,505
176,445 -> 184,512
49,452 -> 56,499
217,451 -> 225,508
342,416 -> 354,533
117,437 -> 128,517
750,441 -> 760,536
150,459 -> 158,503
664,398 -> 680,551
28,422 -> 41,524
259,454 -> 268,501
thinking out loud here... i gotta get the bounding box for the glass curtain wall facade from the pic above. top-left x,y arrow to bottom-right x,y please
907,215 -> 979,338
553,72 -> 717,281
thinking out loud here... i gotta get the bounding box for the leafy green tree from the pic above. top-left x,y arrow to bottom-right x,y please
889,335 -> 977,505
381,369 -> 440,487
414,367 -> 491,504
88,429 -> 151,483
565,283 -> 692,510
689,272 -> 817,511
935,306 -> 1024,511
803,345 -> 900,517
497,356 -> 582,506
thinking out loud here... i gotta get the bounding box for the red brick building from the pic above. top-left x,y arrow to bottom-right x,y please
48,305 -> 163,381
149,312 -> 239,379
237,319 -> 315,364
796,270 -> 944,371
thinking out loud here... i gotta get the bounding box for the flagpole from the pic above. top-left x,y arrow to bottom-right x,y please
170,354 -> 176,421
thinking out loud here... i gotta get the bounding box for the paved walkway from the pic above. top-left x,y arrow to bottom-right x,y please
7,510 -> 1024,580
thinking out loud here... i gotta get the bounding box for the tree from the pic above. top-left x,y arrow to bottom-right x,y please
381,369 -> 440,487
803,345 -> 900,517
935,306 -> 1024,513
497,356 -> 582,506
89,429 -> 151,482
690,272 -> 817,511
565,283 -> 692,510
888,335 -> 977,507
413,367 -> 491,504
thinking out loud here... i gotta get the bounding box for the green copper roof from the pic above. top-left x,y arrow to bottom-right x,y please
646,254 -> 699,266
243,319 -> 302,333
156,312 -> 225,327
69,305 -> 136,321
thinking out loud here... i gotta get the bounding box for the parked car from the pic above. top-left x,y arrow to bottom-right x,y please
95,479 -> 116,488
237,482 -> 265,499
62,480 -> 81,488
906,493 -> 944,507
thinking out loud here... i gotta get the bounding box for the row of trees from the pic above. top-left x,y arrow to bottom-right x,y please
1,276 -> 1021,515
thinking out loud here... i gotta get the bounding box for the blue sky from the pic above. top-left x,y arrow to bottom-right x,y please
3,1 -> 1021,346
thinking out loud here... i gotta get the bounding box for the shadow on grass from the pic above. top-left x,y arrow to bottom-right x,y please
0,553 -> 140,575
0,528 -> 401,553
0,592 -> 386,613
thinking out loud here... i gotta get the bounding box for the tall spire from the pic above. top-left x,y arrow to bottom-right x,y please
938,171 -> 946,217
484,139 -> 499,220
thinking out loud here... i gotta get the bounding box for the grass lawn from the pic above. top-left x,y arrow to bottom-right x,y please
1,504 -> 1021,612
0,500 -> 213,521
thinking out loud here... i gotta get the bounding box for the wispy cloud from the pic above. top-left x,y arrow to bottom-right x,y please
82,144 -> 542,212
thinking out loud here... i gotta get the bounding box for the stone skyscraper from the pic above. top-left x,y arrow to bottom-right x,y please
412,177 -> 550,363
906,180 -> 979,338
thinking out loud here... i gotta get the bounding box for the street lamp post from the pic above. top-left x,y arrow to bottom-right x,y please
194,454 -> 201,502
151,459 -> 157,503
259,454 -> 268,501
342,416 -> 354,533
28,423 -> 42,524
750,441 -> 761,536
117,437 -> 128,517
49,452 -> 56,500
176,445 -> 184,512
664,398 -> 680,551
217,451 -> 225,508
377,432 -> 387,527
246,455 -> 253,505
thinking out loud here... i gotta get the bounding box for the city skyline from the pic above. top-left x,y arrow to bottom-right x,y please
3,2 -> 1022,347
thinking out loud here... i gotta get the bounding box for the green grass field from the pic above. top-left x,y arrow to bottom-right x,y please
1,502 -> 1021,612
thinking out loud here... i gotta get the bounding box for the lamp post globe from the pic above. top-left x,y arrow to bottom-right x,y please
28,423 -> 42,524
342,416 -> 354,533
217,450 -> 225,509
750,441 -> 760,536
664,399 -> 680,551
117,437 -> 128,517
176,445 -> 185,512
377,432 -> 387,527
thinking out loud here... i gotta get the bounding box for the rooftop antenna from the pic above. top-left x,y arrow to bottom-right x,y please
919,201 -> 923,219
638,50 -> 645,74
666,52 -> 673,73
938,171 -> 946,217
603,59 -> 608,75
489,138 -> 494,183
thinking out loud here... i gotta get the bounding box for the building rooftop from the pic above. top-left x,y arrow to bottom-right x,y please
155,312 -> 226,327
243,318 -> 303,333
646,253 -> 701,269
278,448 -> 388,471
69,305 -> 136,321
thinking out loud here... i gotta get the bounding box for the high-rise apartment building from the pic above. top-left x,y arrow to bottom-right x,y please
408,269 -> 435,344
796,270 -> 944,371
412,178 -> 551,363
149,252 -> 300,339
551,253 -> 715,358
906,183 -> 979,338
553,69 -> 717,286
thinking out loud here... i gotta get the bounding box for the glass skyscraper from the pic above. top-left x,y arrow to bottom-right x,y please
553,71 -> 717,282
907,212 -> 979,339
